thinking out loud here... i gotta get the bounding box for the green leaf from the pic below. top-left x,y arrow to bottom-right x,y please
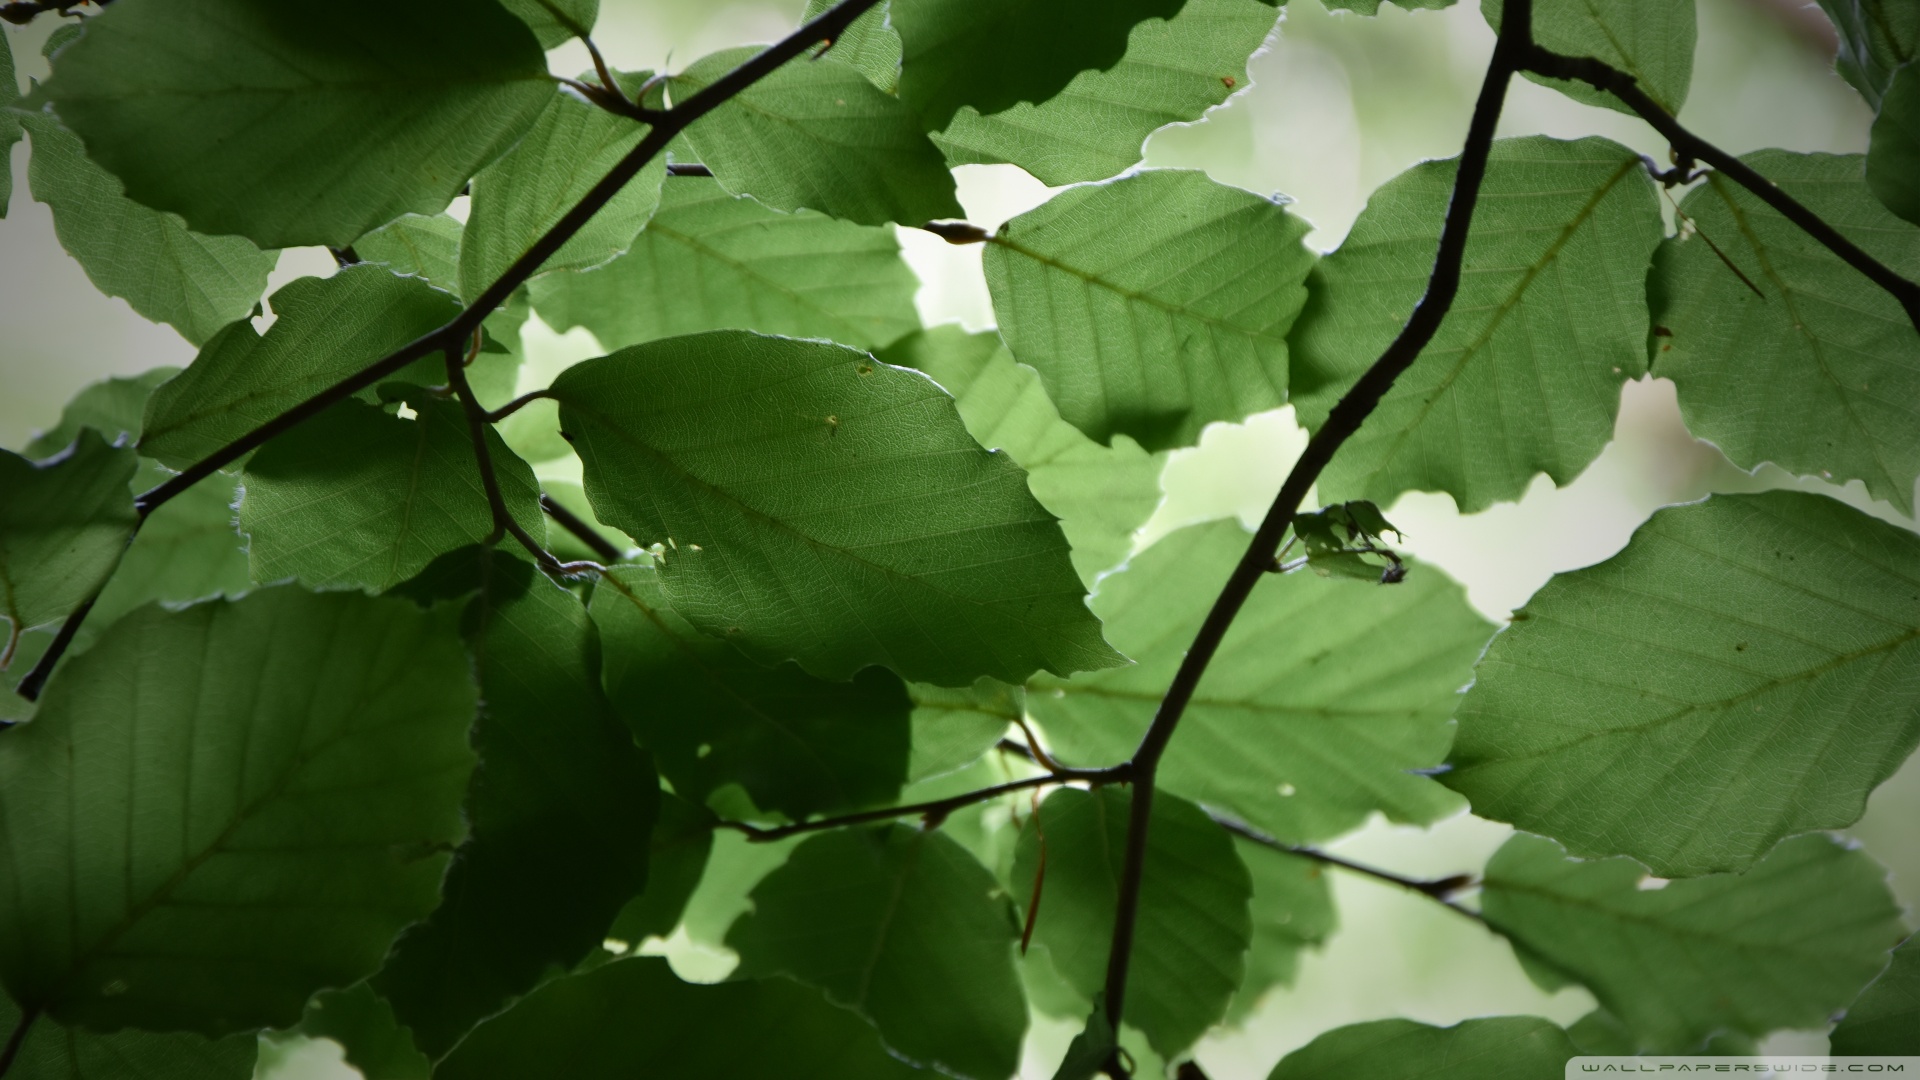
1010,786 -> 1252,1058
0,431 -> 137,653
434,958 -> 924,1080
1447,491 -> 1920,877
0,588 -> 478,1034
22,369 -> 174,459
0,993 -> 257,1080
607,790 -> 715,944
802,0 -> 901,92
1871,65 -> 1920,226
21,113 -> 275,347
1291,136 -> 1662,512
238,397 -> 544,593
1652,151 -> 1920,512
933,0 -> 1279,186
1031,520 -> 1487,843
729,825 -> 1028,1080
1483,0 -> 1695,116
1050,998 -> 1118,1080
1817,0 -> 1919,109
1226,839 -> 1337,1023
500,0 -> 596,47
552,330 -> 1121,686
889,0 -> 1189,130
1321,0 -> 1452,13
594,565 -> 909,820
376,556 -> 657,1059
672,46 -> 960,227
1481,833 -> 1905,1051
908,678 -> 1021,783
1,31 -> 19,216
1267,1016 -> 1577,1080
984,169 -> 1315,452
1832,935 -> 1920,1054
529,176 -> 921,353
41,0 -> 553,248
301,983 -> 430,1080
356,215 -> 464,295
878,326 -> 1166,587
140,266 -> 462,470
459,85 -> 666,304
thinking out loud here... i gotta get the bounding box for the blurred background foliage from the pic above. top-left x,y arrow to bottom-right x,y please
2,1 -> 1911,1077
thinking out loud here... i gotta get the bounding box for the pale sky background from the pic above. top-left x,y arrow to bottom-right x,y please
2,2 -> 1912,1077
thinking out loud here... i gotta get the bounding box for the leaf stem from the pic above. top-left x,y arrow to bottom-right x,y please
1213,815 -> 1483,922
540,494 -> 623,563
1520,45 -> 1920,333
716,765 -> 1131,844
1093,0 -> 1531,1063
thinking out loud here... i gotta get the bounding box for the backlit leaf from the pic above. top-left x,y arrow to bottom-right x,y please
1650,150 -> 1920,513
1481,833 -> 1904,1051
1484,0 -> 1695,116
1268,1016 -> 1577,1080
141,266 -> 461,470
0,432 -> 136,655
607,791 -> 715,944
0,994 -> 256,1080
1831,935 -> 1920,1055
301,983 -> 430,1080
933,0 -> 1279,186
529,177 -> 921,352
501,0 -> 596,47
355,215 -> 464,295
1010,786 -> 1252,1058
729,825 -> 1028,1080
1290,136 -> 1662,512
908,678 -> 1021,783
672,46 -> 960,227
434,959 -> 923,1080
1031,520 -> 1488,843
593,565 -> 911,820
985,169 -> 1315,452
1447,492 -> 1920,876
552,330 -> 1121,686
239,398 -> 544,593
22,113 -> 275,346
1817,0 -> 1919,109
1227,839 -> 1337,1023
801,0 -> 901,92
0,588 -> 478,1034
1869,64 -> 1920,225
41,0 -> 553,247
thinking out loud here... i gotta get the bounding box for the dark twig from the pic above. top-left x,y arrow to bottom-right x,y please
1095,0 -> 1532,1063
717,766 -> 1130,844
0,0 -> 90,23
665,162 -> 715,177
540,493 -> 622,563
918,220 -> 992,245
1522,46 -> 1920,333
0,1005 -> 37,1076
1214,816 -> 1483,922
483,389 -> 554,423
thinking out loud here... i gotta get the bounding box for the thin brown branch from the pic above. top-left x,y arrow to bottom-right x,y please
1521,45 -> 1920,333
540,493 -> 622,563
483,388 -> 553,423
1214,816 -> 1484,923
1095,0 -> 1533,1063
717,765 -> 1130,844
665,162 -> 715,177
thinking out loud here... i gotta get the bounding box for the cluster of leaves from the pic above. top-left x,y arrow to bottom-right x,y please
0,0 -> 1917,1077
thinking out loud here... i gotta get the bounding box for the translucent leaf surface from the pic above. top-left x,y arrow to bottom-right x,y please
1226,840 -> 1337,1023
435,959 -> 924,1080
1869,64 -> 1920,225
1484,0 -> 1695,115
1448,492 -> 1920,876
1291,136 -> 1662,512
933,0 -> 1279,186
879,327 -> 1165,586
500,0 -> 596,47
356,215 -> 464,294
22,114 -> 275,346
985,170 -> 1315,452
1010,786 -> 1252,1058
301,983 -> 430,1080
907,678 -> 1021,782
1,32 -> 19,215
1817,0 -> 1919,109
141,266 -> 461,469
1831,935 -> 1920,1054
1031,520 -> 1488,843
730,825 -> 1027,1080
1649,150 -> 1920,513
593,565 -> 911,820
376,556 -> 657,1059
607,791 -> 715,943
0,994 -> 256,1080
529,177 -> 920,352
552,330 -> 1120,686
672,46 -> 960,227
801,0 -> 901,92
0,588 -> 478,1034
1481,833 -> 1904,1051
239,398 -> 544,593
889,0 -> 1189,130
41,0 -> 553,247
1267,1016 -> 1577,1079
459,85 -> 666,303
0,432 -> 136,650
